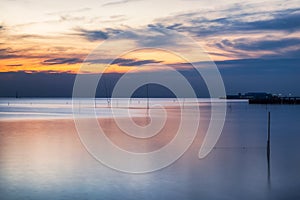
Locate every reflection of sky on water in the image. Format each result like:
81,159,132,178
0,99,299,199
0,98,233,120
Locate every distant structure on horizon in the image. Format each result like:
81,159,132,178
226,92,300,104
226,92,273,100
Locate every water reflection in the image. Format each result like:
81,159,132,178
0,99,300,199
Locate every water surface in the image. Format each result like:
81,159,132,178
0,98,299,200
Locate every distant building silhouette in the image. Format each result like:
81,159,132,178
226,92,300,104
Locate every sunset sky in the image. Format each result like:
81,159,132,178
0,0,299,97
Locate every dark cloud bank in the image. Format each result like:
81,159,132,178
1,58,299,97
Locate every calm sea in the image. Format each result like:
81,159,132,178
0,98,299,200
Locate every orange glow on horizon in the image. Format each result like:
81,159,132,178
0,44,230,74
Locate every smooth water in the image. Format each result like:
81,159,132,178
0,98,299,200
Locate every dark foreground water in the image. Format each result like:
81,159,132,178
0,98,299,200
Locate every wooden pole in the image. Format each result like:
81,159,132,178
267,111,271,188
146,84,149,110
267,112,271,156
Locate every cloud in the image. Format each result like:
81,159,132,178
216,37,300,52
169,57,300,71
102,0,141,7
59,15,86,22
12,34,50,40
73,28,114,41
214,37,300,59
46,7,91,16
238,12,300,32
111,58,162,66
78,29,108,41
5,64,23,67
86,57,162,66
0,48,22,59
110,15,126,19
71,2,300,61
73,26,182,48
42,58,83,65
153,7,300,37
145,5,300,59
278,48,300,58
0,47,87,65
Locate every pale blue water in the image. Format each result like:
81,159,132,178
0,98,209,120
0,98,299,200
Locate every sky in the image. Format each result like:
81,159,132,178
0,0,299,97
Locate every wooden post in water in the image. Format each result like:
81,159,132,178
146,84,149,110
267,111,271,187
146,84,150,119
267,112,271,157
